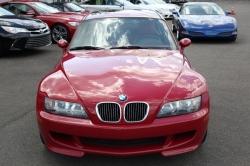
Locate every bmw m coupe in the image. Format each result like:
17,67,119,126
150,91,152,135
37,10,209,157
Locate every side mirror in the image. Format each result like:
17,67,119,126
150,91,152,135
57,39,69,54
179,38,191,53
27,10,36,15
225,11,231,16
172,11,179,17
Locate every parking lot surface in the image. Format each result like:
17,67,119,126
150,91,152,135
0,1,249,166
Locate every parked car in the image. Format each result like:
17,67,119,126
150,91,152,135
50,2,90,15
129,0,179,19
0,6,51,57
0,1,90,43
172,2,237,41
37,10,209,157
79,0,156,12
167,0,188,4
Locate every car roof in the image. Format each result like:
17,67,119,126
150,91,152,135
86,10,161,20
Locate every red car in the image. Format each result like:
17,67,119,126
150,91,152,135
36,10,209,157
0,1,90,43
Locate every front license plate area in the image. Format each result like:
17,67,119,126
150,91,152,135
205,31,217,36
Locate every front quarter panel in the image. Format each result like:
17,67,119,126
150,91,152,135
166,63,208,102
38,70,79,104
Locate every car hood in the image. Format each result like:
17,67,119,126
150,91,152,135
54,49,206,124
0,15,45,29
180,15,237,30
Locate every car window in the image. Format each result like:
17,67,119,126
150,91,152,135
64,6,70,12
0,6,14,16
71,18,177,50
54,4,64,11
30,2,61,14
65,3,84,11
6,3,35,15
182,4,225,15
84,0,103,5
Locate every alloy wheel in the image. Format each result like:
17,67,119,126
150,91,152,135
52,25,68,43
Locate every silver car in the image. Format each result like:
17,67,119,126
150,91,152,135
79,0,155,11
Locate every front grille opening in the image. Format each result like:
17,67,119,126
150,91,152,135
25,35,51,48
96,103,121,122
50,132,74,146
124,102,149,122
81,136,166,146
219,32,232,35
170,130,196,146
189,32,204,35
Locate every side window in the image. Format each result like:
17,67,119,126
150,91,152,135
106,0,115,5
64,6,70,12
114,0,121,5
2,4,10,10
134,0,142,5
54,4,64,11
8,3,35,15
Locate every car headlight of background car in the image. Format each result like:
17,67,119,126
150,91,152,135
68,22,79,27
44,97,89,118
2,26,29,34
156,96,201,118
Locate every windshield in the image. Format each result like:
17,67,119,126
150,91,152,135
70,18,177,50
30,2,61,14
0,7,14,16
182,4,225,15
142,0,158,5
153,0,166,4
65,3,84,12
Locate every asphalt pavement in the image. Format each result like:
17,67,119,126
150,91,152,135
0,1,249,166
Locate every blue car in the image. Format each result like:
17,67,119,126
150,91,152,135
172,2,237,41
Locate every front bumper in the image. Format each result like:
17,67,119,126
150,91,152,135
37,93,209,157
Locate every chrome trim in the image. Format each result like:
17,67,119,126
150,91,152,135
96,102,121,123
124,102,149,123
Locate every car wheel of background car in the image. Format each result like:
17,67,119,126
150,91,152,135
230,34,237,42
201,131,207,144
177,26,183,41
40,134,45,145
172,23,177,32
51,24,70,43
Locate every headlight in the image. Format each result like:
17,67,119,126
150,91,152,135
232,31,237,34
68,22,79,27
44,23,49,29
156,96,201,118
181,30,189,34
2,26,29,34
44,97,89,119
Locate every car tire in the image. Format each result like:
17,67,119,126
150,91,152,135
172,23,177,32
40,134,45,145
201,131,207,144
51,24,70,43
176,25,183,41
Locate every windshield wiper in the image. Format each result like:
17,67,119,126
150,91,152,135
70,46,105,51
110,46,148,49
